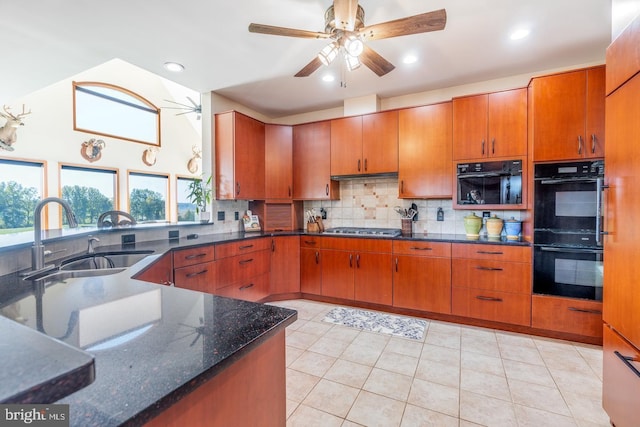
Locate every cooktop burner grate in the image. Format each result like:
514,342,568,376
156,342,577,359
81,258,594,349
323,227,402,237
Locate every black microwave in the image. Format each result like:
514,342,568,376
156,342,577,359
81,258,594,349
456,160,523,205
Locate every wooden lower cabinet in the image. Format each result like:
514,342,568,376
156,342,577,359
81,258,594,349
602,325,640,427
145,329,287,427
300,247,322,295
321,250,355,300
531,295,603,339
215,272,270,302
354,252,393,306
132,252,174,285
393,255,451,314
452,288,531,326
270,236,300,295
174,261,216,293
216,249,270,289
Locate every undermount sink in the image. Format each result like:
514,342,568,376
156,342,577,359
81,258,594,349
37,268,127,283
59,250,154,271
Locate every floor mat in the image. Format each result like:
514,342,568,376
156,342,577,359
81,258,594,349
323,306,427,340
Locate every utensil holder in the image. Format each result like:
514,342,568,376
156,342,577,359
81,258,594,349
401,218,412,236
307,222,320,233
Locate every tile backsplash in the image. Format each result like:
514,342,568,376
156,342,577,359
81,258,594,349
303,177,524,235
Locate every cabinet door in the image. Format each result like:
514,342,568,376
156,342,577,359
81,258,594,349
362,111,399,174
393,255,451,314
270,236,300,295
132,252,173,285
604,72,640,347
234,112,265,199
331,116,362,176
603,325,640,427
215,111,235,200
265,124,293,200
398,103,452,198
300,247,322,295
293,121,339,200
586,66,605,158
174,261,217,293
488,88,527,158
354,252,393,305
321,250,355,300
531,70,587,161
453,94,487,160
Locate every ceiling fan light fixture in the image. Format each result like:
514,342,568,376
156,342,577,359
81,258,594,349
318,42,339,66
344,36,364,57
345,53,361,71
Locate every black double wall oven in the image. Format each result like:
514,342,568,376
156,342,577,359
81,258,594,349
533,160,605,301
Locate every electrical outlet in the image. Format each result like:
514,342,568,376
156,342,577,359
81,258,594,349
320,208,327,220
234,211,239,221
482,211,491,218
217,211,225,221
168,230,179,240
121,234,135,247
437,207,444,221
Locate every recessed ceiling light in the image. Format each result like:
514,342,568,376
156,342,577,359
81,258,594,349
510,28,530,40
403,54,418,64
322,74,335,82
164,62,185,72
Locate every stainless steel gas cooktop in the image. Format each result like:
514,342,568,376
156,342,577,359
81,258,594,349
323,227,402,237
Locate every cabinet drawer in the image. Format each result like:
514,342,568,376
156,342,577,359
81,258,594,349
452,287,531,326
300,236,323,248
216,250,270,289
322,237,392,253
215,238,271,259
603,325,640,427
452,243,531,263
452,258,531,294
531,295,602,338
216,272,270,302
173,246,215,268
174,261,216,293
393,241,451,257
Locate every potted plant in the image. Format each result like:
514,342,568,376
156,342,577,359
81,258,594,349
186,175,213,223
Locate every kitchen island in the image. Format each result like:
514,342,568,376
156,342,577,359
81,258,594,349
0,258,296,426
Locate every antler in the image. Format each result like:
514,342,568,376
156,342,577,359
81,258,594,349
2,104,31,120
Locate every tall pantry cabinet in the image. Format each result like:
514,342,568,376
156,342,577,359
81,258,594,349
602,14,640,427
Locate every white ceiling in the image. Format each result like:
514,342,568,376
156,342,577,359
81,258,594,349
1,0,611,118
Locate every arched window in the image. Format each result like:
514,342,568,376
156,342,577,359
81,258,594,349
73,81,160,146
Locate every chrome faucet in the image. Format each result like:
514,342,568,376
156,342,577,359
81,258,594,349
87,236,99,254
31,197,78,271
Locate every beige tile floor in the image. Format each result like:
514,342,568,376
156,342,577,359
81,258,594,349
269,299,610,427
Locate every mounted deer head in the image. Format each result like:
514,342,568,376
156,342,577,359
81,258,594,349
0,104,31,151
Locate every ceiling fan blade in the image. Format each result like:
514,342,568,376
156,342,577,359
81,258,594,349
295,56,323,77
360,45,395,76
358,9,446,41
333,0,359,31
249,23,331,39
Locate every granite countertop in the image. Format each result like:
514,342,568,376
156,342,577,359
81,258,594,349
0,257,297,426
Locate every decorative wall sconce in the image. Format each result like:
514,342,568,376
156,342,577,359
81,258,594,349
142,147,158,166
187,145,202,174
80,138,106,162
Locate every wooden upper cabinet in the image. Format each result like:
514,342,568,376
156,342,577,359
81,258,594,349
265,124,293,201
292,121,340,200
215,111,265,200
530,66,605,161
398,102,452,198
330,111,399,177
331,116,363,176
453,88,527,160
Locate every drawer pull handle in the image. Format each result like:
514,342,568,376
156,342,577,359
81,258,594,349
304,240,317,245
476,250,503,255
185,253,207,260
239,258,254,265
349,253,353,268
239,244,254,250
356,254,360,268
410,247,432,251
315,251,319,264
568,307,602,315
614,351,640,378
186,269,208,278
239,283,254,291
395,257,398,272
476,266,503,271
476,295,503,302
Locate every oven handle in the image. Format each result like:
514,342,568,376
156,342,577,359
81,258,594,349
457,172,502,178
596,177,607,245
539,246,603,254
537,177,598,184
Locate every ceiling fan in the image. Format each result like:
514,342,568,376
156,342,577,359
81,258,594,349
162,96,202,120
248,0,446,77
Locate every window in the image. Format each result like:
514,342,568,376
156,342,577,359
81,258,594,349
176,176,197,222
0,159,44,233
73,81,161,146
128,172,168,222
60,165,117,227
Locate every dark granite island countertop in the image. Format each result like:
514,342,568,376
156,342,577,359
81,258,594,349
0,266,297,426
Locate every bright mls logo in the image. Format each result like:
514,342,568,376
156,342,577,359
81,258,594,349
0,404,69,426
